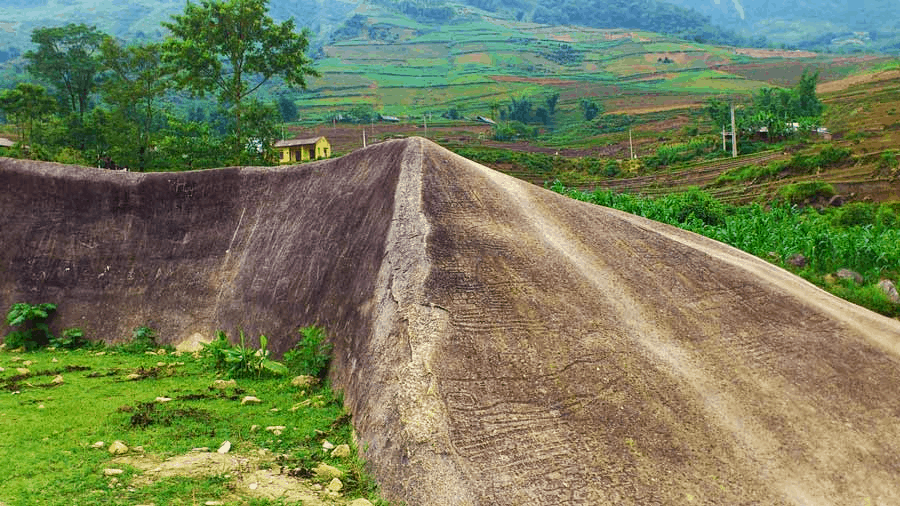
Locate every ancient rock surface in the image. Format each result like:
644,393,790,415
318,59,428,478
3,138,900,505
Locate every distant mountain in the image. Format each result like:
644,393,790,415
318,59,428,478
665,0,900,51
0,0,359,61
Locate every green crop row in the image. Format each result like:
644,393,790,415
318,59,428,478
550,183,900,317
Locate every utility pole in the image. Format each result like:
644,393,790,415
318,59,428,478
730,104,738,158
722,125,726,152
363,128,367,148
423,114,427,137
629,129,635,159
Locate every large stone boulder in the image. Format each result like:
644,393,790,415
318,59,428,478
3,138,900,505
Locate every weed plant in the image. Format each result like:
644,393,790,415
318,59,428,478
550,181,900,317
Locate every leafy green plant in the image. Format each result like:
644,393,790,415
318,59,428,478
4,302,56,350
205,330,287,378
283,326,333,379
116,325,169,354
50,327,88,350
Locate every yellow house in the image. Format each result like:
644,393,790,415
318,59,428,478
274,136,331,163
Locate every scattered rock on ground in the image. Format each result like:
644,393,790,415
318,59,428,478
322,440,334,450
16,368,29,375
787,253,807,268
103,468,124,476
51,375,64,384
349,499,374,506
91,441,105,449
879,279,900,303
291,375,318,388
241,396,261,405
327,478,343,492
108,441,129,455
313,463,343,481
155,397,172,403
218,441,231,454
176,332,210,353
125,373,141,380
331,444,351,459
837,269,864,284
212,379,237,390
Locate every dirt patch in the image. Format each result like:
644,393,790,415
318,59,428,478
114,450,333,505
732,47,818,58
817,70,900,94
456,52,491,65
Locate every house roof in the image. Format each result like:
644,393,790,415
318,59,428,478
274,136,326,148
0,137,16,148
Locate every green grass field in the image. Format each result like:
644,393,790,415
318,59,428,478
0,343,391,506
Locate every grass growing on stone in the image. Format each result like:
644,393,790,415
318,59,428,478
0,346,391,506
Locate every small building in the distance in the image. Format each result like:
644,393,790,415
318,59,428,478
275,136,331,163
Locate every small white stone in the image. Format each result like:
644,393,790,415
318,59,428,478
248,483,258,490
265,426,286,433
269,408,279,412
156,349,167,356
217,441,231,454
322,440,335,450
51,358,58,363
156,362,165,367
241,396,261,405
23,360,33,366
155,397,172,403
125,373,141,380
37,404,45,409
91,441,105,449
16,368,29,375
103,468,124,476
94,351,106,356
0,367,4,372
51,375,64,384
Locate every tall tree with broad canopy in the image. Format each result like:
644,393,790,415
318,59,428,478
25,24,108,121
100,39,168,171
162,0,318,155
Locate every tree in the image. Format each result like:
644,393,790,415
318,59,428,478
277,95,298,122
100,39,169,171
162,0,319,154
546,92,559,116
0,83,56,145
581,98,601,121
25,24,108,121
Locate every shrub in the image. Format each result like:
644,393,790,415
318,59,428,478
4,303,57,350
116,326,170,354
283,326,333,379
778,181,835,205
878,150,898,170
832,202,876,227
203,330,287,378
